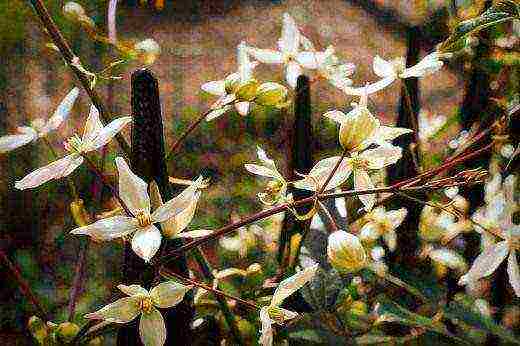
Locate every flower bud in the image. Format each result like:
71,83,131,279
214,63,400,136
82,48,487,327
63,2,86,20
28,316,48,344
235,79,259,101
338,107,379,151
255,82,288,107
70,199,91,227
327,230,367,274
56,322,80,343
134,39,161,65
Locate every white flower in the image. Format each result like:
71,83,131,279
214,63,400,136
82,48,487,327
220,224,261,258
359,207,407,251
134,39,161,65
201,41,259,120
247,13,317,88
85,282,192,346
292,155,352,192
327,230,367,273
428,248,467,274
418,109,446,141
259,264,318,346
459,222,520,297
314,46,355,90
245,146,287,205
0,88,79,153
71,157,202,262
14,105,131,190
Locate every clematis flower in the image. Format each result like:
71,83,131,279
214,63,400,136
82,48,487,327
359,207,407,251
71,157,202,262
259,264,318,346
313,45,355,90
425,246,468,275
247,13,317,88
245,146,288,205
459,220,520,297
292,155,352,192
220,223,262,258
201,41,259,120
85,282,192,346
418,109,446,141
0,87,79,153
327,230,368,274
15,105,131,190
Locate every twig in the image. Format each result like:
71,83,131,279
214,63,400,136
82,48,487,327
28,0,131,157
165,109,210,161
159,267,259,310
0,249,49,320
317,201,339,233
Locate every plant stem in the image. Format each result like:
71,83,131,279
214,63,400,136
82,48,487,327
160,267,259,310
165,109,210,161
0,249,49,320
28,0,131,157
191,248,245,345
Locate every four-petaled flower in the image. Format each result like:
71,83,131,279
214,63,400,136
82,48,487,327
15,105,131,190
247,13,317,88
259,263,318,346
0,88,79,153
359,206,407,251
313,45,356,90
85,282,192,346
71,157,202,262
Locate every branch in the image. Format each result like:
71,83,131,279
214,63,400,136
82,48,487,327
28,0,131,157
165,109,211,161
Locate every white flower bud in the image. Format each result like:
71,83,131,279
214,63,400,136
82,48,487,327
327,230,367,274
338,105,379,151
255,82,288,107
63,2,86,20
134,39,161,65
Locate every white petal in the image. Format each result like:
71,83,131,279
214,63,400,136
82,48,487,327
150,281,192,308
40,87,80,135
131,225,162,262
235,101,250,116
401,52,443,78
84,116,132,151
279,13,300,55
383,231,397,251
459,241,509,285
359,222,381,242
299,34,315,51
162,192,200,238
296,51,318,69
286,61,302,89
259,307,273,346
115,157,150,215
238,41,254,82
0,133,37,153
429,249,467,273
175,229,213,238
118,284,149,297
151,180,200,223
294,156,352,192
205,105,231,121
508,252,520,297
139,307,166,346
361,145,402,170
82,105,104,144
201,80,226,96
220,235,241,252
244,164,279,179
271,263,318,307
373,56,396,78
247,47,284,64
70,216,137,240
257,146,278,171
335,197,347,218
354,169,375,211
372,126,413,143
15,154,83,190
322,110,346,124
386,208,407,230
85,296,141,323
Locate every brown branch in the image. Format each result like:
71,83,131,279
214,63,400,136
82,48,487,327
28,0,131,157
0,249,49,320
165,109,210,161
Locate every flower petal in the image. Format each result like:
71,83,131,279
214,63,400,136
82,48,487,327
162,192,200,238
322,110,346,124
85,296,141,323
459,241,509,285
271,263,318,307
235,101,250,116
131,225,162,262
354,168,375,211
279,13,300,55
150,281,192,308
70,216,137,240
175,229,213,238
139,307,166,346
247,47,284,64
386,208,407,230
206,105,231,121
361,144,402,170
201,80,226,96
82,105,104,144
15,154,83,190
84,116,132,151
383,231,397,252
0,133,37,153
296,51,318,69
373,55,396,78
429,249,467,273
118,284,149,297
151,179,201,223
286,61,302,89
372,126,413,143
40,87,80,135
244,164,279,179
508,252,520,297
259,307,274,346
293,156,352,191
115,157,150,215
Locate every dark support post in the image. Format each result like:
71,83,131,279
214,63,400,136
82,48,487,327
118,69,192,345
387,26,423,271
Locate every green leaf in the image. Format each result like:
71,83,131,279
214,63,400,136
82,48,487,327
444,301,520,345
439,1,519,53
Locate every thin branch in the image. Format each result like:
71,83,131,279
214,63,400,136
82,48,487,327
28,0,131,157
165,109,210,161
317,201,339,233
0,249,49,320
159,268,259,310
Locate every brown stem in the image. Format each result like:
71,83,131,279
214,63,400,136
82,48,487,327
317,201,339,232
159,268,259,310
165,109,210,161
0,249,48,320
28,0,130,157
317,148,349,195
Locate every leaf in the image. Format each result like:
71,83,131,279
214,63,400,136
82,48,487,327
439,1,519,53
444,301,520,345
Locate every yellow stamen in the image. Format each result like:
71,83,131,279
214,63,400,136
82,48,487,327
135,210,152,228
